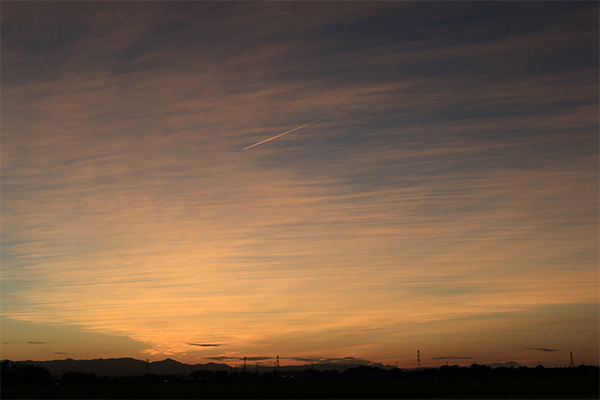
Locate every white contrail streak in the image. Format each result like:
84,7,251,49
242,119,323,150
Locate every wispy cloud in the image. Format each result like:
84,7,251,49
525,348,559,352
432,356,474,360
1,1,597,365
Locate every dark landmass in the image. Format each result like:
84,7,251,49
2,359,598,399
1,357,522,377
12,358,234,378
3,357,405,377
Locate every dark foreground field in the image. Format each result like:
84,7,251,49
2,364,598,399
3,378,600,399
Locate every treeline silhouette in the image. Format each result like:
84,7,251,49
2,360,598,399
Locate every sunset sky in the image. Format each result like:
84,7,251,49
1,1,598,368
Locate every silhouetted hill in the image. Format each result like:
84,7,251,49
6,358,397,378
149,358,185,375
14,358,233,377
486,361,522,368
2,357,572,380
29,358,146,377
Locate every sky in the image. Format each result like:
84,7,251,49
1,1,598,368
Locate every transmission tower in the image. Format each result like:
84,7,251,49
417,350,421,370
570,352,574,368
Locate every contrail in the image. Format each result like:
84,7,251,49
242,118,323,150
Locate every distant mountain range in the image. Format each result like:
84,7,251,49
486,362,523,369
3,357,522,378
10,358,232,377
